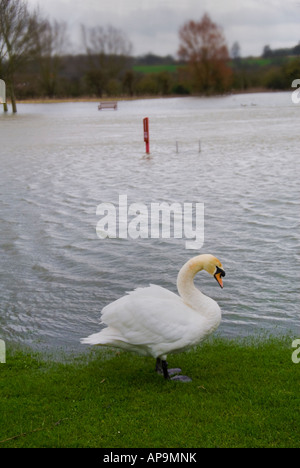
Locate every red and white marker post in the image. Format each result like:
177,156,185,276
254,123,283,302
143,117,150,154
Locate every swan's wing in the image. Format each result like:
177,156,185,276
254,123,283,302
100,284,198,346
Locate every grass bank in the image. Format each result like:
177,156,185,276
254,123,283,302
0,337,299,448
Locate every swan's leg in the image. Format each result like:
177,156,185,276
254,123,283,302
161,359,170,380
156,358,182,378
155,357,164,375
156,358,191,382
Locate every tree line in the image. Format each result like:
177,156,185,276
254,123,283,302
1,0,299,112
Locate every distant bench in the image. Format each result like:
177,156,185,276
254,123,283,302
98,101,118,110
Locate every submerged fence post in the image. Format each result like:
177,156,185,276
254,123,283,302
175,140,201,154
143,117,150,154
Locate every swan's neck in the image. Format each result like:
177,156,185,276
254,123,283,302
177,261,205,309
176,255,222,330
177,257,211,312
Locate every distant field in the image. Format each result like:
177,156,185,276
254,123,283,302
132,57,291,75
238,57,289,67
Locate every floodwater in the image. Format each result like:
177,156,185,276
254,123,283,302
0,93,299,354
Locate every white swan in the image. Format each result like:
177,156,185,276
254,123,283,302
81,254,225,382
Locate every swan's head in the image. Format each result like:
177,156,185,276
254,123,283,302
203,254,225,288
191,254,225,288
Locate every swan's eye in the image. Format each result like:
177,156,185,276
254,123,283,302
215,266,225,277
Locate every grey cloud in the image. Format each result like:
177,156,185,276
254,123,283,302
27,0,300,56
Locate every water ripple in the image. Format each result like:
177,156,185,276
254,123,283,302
0,94,299,353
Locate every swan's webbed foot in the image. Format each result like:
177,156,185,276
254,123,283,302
155,358,192,382
170,375,192,382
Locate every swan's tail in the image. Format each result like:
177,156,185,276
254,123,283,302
80,332,104,345
80,327,124,346
81,327,152,357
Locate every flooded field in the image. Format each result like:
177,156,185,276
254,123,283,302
0,93,299,353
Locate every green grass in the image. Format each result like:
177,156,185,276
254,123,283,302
0,337,299,448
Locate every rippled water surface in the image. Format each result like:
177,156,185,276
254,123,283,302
0,93,299,353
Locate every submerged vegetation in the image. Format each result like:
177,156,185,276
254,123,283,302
0,337,299,448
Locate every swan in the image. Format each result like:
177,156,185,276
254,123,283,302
81,254,225,382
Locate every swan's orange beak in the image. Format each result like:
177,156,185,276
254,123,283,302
214,267,225,288
214,272,224,288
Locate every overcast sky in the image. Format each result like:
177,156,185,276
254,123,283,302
27,0,300,57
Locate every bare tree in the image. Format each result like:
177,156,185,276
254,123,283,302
35,19,69,97
0,0,38,112
178,13,232,93
81,24,132,97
